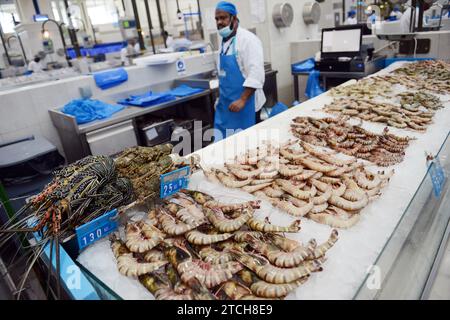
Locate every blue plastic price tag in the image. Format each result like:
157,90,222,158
160,166,191,199
75,209,118,251
429,159,447,198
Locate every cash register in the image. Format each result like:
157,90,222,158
315,25,384,74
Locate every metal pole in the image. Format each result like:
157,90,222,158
89,17,97,45
184,15,189,40
417,0,424,31
58,24,69,60
131,0,145,50
189,5,194,35
196,0,204,39
357,2,362,24
144,0,156,54
0,22,11,66
155,0,167,48
411,0,417,32
63,0,82,58
32,0,41,15
342,0,346,24
80,2,96,45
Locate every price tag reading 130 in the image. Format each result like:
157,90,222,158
75,209,119,251
160,166,191,199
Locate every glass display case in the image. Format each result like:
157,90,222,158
70,132,450,300
355,132,450,299
67,135,450,300
76,262,122,300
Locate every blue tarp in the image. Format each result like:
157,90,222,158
166,85,205,97
305,70,324,99
269,102,289,118
94,68,128,90
62,99,125,124
291,58,323,99
292,58,316,73
117,85,204,108
118,91,176,107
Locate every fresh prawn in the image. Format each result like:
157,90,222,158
125,221,166,253
205,207,253,233
247,217,301,233
232,251,322,284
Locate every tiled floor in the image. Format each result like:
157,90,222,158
428,235,450,300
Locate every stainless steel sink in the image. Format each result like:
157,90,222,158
184,70,218,80
177,70,218,90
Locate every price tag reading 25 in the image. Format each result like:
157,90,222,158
160,166,191,199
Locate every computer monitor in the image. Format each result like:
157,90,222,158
321,26,363,58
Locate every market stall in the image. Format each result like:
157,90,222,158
1,60,449,300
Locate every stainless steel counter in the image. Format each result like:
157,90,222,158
49,77,217,163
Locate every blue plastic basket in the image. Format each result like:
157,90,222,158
67,42,126,59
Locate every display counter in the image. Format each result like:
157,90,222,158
74,61,450,300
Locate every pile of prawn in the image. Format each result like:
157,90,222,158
323,98,435,132
110,189,338,300
291,116,414,166
202,140,393,229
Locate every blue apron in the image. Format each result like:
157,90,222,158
214,38,255,142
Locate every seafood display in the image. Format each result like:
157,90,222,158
115,145,175,201
323,98,435,132
373,74,450,95
291,116,414,166
396,92,444,112
0,155,134,298
330,61,450,98
393,60,450,83
329,76,395,100
110,190,338,299
5,59,449,300
202,139,393,228
115,145,200,203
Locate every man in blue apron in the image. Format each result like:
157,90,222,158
214,1,266,142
